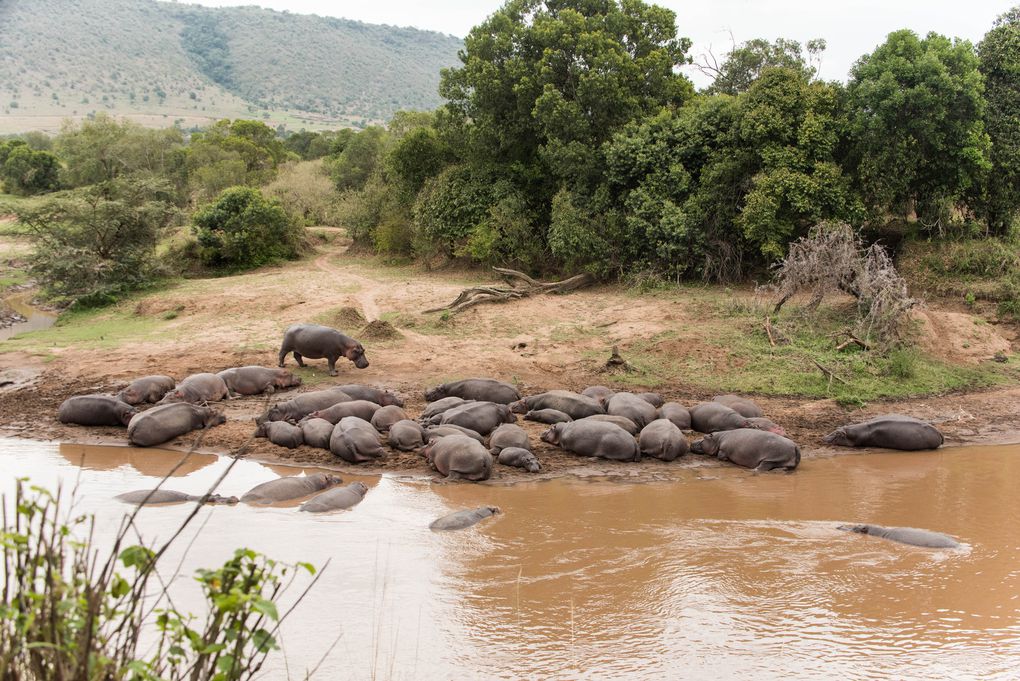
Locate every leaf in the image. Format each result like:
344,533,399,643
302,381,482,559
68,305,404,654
252,597,278,621
119,545,154,569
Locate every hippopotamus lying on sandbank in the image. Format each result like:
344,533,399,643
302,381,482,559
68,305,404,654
524,408,573,424
691,429,800,472
299,418,335,449
329,417,386,463
428,401,516,436
241,473,343,504
261,388,352,423
218,366,301,396
127,403,225,447
606,393,657,429
425,424,486,443
116,490,238,505
299,481,369,512
308,399,381,424
335,384,403,407
822,415,943,451
389,420,427,450
255,420,304,449
638,419,688,461
425,378,520,404
430,506,500,531
159,373,230,404
838,523,961,549
690,402,751,433
59,395,137,427
487,423,530,455
279,323,369,376
497,447,541,472
422,435,494,481
511,390,603,419
713,394,764,418
657,402,691,430
117,375,176,405
541,420,639,462
371,405,408,431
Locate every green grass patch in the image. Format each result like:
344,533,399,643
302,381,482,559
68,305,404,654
0,304,168,351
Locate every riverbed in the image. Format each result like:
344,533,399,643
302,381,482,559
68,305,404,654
1,438,1018,679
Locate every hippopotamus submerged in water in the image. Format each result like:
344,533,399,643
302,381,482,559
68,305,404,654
278,323,369,376
422,435,494,481
58,395,137,427
241,473,343,504
430,506,501,531
127,403,225,447
822,415,943,451
217,366,301,396
691,429,800,472
541,420,639,462
299,482,369,512
425,378,520,405
117,375,176,405
159,373,230,404
838,523,961,549
116,490,238,505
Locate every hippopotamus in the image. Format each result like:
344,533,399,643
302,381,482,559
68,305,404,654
58,395,137,427
241,473,343,504
116,490,238,505
159,373,230,404
255,420,304,449
497,447,541,472
746,416,786,436
636,392,664,408
389,420,427,450
487,423,530,455
421,396,469,420
524,408,573,424
299,418,334,449
822,415,943,451
335,384,403,407
606,393,657,429
510,390,603,419
337,415,379,435
425,378,520,404
329,422,385,463
422,435,494,481
577,414,639,435
581,385,615,402
299,481,369,512
690,402,751,433
307,399,381,424
278,323,369,376
370,405,407,431
117,375,176,405
837,523,961,549
261,388,352,423
713,394,764,418
541,420,639,462
657,403,691,430
638,419,688,461
127,403,225,447
425,424,486,444
217,366,301,396
430,506,500,531
691,429,800,472
429,401,516,436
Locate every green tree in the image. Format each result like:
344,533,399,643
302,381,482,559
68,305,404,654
328,126,388,191
978,6,1020,233
702,38,822,95
1,145,61,195
846,30,991,226
192,186,302,269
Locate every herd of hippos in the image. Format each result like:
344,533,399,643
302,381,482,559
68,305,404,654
54,323,959,544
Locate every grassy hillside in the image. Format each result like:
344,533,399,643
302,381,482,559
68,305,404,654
0,0,462,134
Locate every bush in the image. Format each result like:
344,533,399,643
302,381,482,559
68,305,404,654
1,143,61,195
263,159,339,226
193,186,302,269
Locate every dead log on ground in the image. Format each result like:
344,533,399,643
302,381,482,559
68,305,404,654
425,268,594,315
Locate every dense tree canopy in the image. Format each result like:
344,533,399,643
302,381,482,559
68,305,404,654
978,6,1020,234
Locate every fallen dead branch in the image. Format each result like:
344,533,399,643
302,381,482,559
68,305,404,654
833,329,871,352
425,268,593,315
763,316,789,347
812,359,849,390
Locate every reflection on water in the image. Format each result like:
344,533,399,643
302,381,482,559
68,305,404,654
1,439,1019,680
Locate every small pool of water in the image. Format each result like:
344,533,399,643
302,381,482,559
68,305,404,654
0,292,57,340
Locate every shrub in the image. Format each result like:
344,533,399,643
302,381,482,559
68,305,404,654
193,186,302,269
1,144,61,195
263,159,339,226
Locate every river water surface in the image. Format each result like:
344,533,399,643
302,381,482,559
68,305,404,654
1,438,1018,680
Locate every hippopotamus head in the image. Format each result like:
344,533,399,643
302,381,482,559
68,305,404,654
498,404,516,423
822,428,852,446
484,505,502,516
746,417,786,436
380,391,404,407
424,385,445,402
206,494,240,505
421,438,439,461
690,435,718,456
349,481,369,496
540,424,564,446
509,400,528,414
346,343,369,369
118,387,141,404
521,453,541,473
158,389,185,404
836,524,870,535
202,408,227,427
275,371,302,389
255,422,269,438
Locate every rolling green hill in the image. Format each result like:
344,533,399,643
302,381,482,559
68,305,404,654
0,0,463,134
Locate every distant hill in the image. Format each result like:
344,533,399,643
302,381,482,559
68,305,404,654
0,0,463,134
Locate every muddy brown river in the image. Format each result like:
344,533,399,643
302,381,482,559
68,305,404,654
1,438,1018,679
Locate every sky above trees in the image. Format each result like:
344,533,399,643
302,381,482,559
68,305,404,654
184,0,1010,86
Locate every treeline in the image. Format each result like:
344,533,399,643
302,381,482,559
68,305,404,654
327,2,1020,281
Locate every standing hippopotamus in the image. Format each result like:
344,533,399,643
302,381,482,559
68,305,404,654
638,419,688,461
822,415,943,451
421,396,469,420
425,378,520,404
837,523,961,549
658,403,691,430
430,401,516,436
307,399,381,424
606,393,657,429
116,490,238,505
241,473,343,504
524,408,573,424
255,420,304,449
541,421,639,462
117,376,176,405
218,366,301,396
430,506,500,531
299,418,335,449
261,388,352,423
389,420,427,451
159,373,230,404
335,384,403,407
511,390,603,419
581,385,615,402
58,395,137,427
691,429,800,472
425,424,486,444
713,394,764,418
127,403,225,447
577,414,639,435
746,416,786,436
422,435,494,481
497,447,541,472
278,323,369,376
299,481,369,512
487,423,530,455
690,402,751,433
370,405,407,431
329,421,385,463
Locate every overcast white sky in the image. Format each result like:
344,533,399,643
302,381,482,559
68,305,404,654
183,0,1014,86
